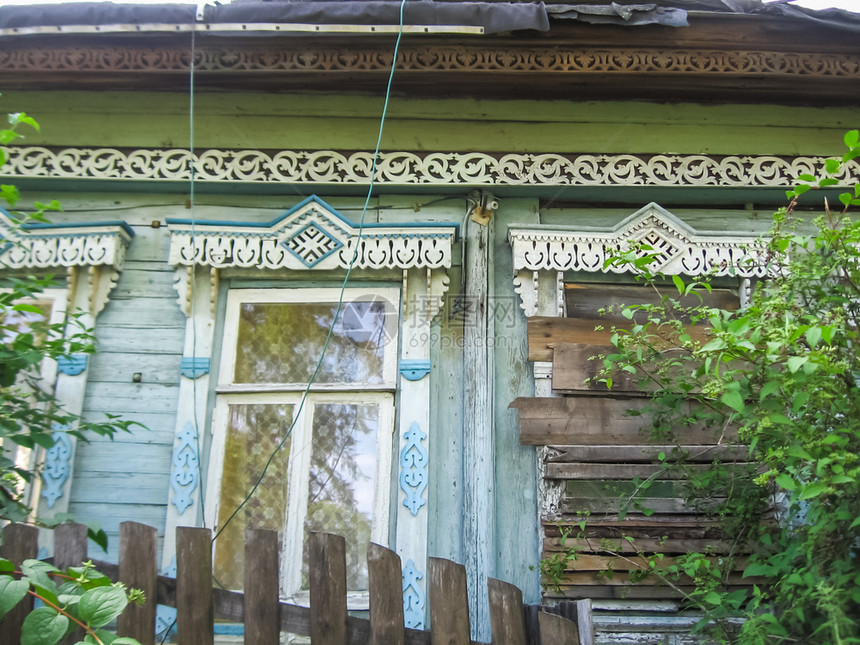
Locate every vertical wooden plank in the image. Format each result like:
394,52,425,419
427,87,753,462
118,522,157,645
428,557,470,645
537,611,580,645
54,522,88,570
55,523,88,645
575,599,593,645
487,578,527,645
308,532,347,645
0,524,38,642
244,528,280,645
176,526,213,645
367,542,405,645
491,199,542,608
523,605,541,645
463,210,495,640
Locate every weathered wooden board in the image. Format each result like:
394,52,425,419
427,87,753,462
560,496,723,514
547,463,730,480
542,554,749,573
545,445,748,463
543,537,747,554
546,571,761,587
538,611,580,645
511,396,731,446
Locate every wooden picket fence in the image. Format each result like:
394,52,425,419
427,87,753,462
0,521,593,645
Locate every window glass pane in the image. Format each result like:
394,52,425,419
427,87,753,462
233,299,392,385
214,403,293,590
1,298,53,342
303,403,378,590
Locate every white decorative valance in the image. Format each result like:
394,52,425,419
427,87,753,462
4,147,858,190
167,195,457,271
0,209,133,270
510,202,766,279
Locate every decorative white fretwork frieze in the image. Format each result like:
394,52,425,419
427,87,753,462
167,196,457,272
4,147,857,189
510,203,766,315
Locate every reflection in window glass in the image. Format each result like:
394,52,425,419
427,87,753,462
233,300,390,385
214,403,293,590
302,403,378,590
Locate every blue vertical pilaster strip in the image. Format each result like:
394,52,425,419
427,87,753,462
170,422,199,515
56,354,88,376
402,559,426,630
42,428,73,509
399,421,428,516
155,557,178,641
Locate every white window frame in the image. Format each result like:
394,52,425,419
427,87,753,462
205,286,400,603
1,287,68,511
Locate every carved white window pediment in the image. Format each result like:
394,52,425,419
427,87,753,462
0,209,132,271
167,195,457,272
510,202,765,278
0,209,133,316
509,203,765,316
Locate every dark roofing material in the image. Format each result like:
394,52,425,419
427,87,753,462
0,0,858,34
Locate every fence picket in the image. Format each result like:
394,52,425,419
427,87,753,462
244,528,280,645
367,542,405,645
0,523,38,644
308,532,348,645
575,600,593,645
177,526,214,645
538,611,580,645
118,521,157,645
428,557,471,645
4,522,593,645
56,523,88,645
487,578,527,645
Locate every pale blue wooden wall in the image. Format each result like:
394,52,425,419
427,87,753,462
67,213,185,562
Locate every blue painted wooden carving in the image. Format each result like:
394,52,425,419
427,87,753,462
42,429,73,508
399,422,428,516
402,559,425,630
56,354,88,376
156,557,178,641
170,422,199,514
399,359,431,381
180,356,210,379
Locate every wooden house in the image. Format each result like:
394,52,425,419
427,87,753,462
1,0,858,641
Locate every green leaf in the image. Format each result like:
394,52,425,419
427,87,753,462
799,482,827,500
0,576,30,618
759,380,779,401
825,158,841,174
721,390,745,413
77,586,128,629
671,274,685,294
786,356,808,373
845,129,859,148
797,173,816,182
803,327,822,348
703,591,722,605
840,193,852,208
21,560,58,596
774,474,795,490
22,607,68,645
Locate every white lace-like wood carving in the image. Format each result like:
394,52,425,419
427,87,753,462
167,195,456,271
0,210,132,271
510,203,766,314
4,146,857,189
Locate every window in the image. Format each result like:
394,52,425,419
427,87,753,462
205,287,399,598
